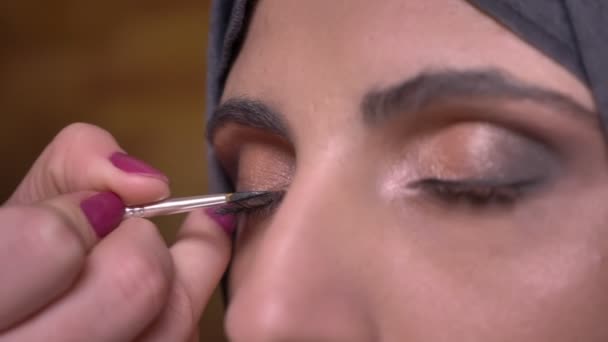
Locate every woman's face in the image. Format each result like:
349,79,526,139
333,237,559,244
210,0,608,340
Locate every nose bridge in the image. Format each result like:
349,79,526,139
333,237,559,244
259,154,366,279
226,158,377,341
258,146,369,267
278,158,356,234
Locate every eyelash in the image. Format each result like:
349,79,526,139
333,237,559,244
216,191,285,218
410,178,539,206
216,176,538,222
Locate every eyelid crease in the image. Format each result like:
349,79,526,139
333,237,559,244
394,102,580,155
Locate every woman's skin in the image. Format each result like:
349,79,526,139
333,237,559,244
210,0,608,341
3,0,607,341
0,123,231,341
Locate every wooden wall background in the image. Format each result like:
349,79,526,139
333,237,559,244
0,1,227,340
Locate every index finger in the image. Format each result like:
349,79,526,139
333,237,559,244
8,123,169,206
137,209,233,341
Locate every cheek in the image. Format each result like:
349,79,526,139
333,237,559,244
372,184,608,339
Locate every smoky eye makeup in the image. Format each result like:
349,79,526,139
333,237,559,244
211,122,295,189
216,137,294,222
216,190,286,221
233,143,294,189
390,122,560,207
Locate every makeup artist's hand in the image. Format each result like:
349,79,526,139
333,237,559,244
0,123,232,341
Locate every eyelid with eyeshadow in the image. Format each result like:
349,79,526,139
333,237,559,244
384,120,560,208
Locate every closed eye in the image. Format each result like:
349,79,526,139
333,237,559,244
409,178,542,207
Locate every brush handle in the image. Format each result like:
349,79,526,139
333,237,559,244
123,194,230,219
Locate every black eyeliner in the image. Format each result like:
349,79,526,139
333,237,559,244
214,190,285,216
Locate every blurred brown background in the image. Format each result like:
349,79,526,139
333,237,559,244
0,1,227,340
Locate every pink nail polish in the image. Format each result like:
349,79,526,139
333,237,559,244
205,208,237,236
81,192,125,238
110,152,168,182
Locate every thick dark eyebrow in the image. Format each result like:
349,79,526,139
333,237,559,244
207,69,596,142
362,69,595,125
206,97,290,142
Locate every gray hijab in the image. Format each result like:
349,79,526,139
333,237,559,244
206,0,608,192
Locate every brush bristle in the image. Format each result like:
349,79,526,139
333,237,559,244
215,191,283,215
229,191,269,203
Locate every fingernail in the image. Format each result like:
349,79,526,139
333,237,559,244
205,208,237,236
110,152,168,182
81,192,125,238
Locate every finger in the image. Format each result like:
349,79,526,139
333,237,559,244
0,191,123,331
188,328,200,342
2,218,174,342
136,209,232,342
8,122,169,206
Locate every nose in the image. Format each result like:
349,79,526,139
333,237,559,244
224,164,379,341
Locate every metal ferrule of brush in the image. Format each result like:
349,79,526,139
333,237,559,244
123,194,230,219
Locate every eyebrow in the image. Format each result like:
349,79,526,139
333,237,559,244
362,69,595,125
207,69,595,142
206,97,290,142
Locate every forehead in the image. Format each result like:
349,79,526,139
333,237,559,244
223,0,593,129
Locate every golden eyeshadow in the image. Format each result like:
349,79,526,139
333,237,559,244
380,121,558,195
235,143,294,191
405,122,556,181
211,123,295,191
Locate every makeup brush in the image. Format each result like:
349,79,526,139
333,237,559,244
123,191,270,219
